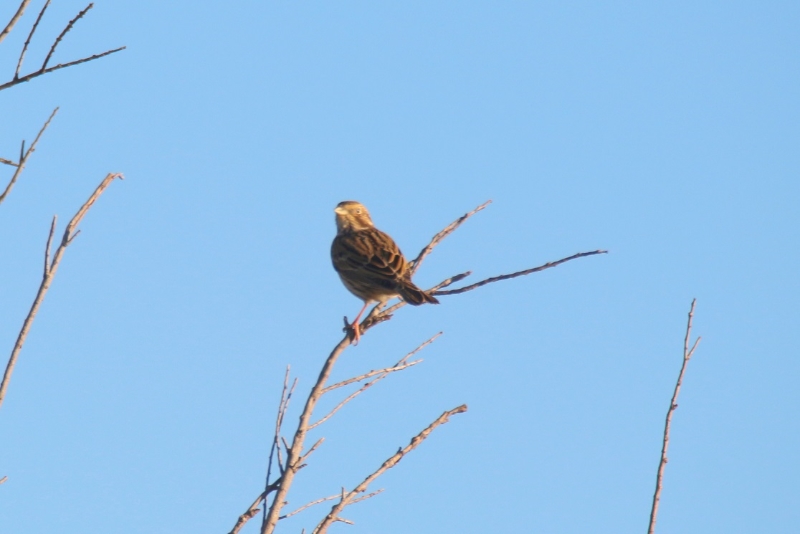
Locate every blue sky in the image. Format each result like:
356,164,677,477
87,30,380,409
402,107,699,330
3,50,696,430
1,1,798,532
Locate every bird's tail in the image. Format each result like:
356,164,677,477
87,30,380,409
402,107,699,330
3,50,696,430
398,281,439,306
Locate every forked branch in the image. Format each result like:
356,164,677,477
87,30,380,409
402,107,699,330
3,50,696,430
309,334,440,430
0,108,58,206
433,249,607,295
0,172,123,410
0,1,125,92
312,405,468,534
409,200,491,275
231,200,606,534
647,299,701,534
229,478,283,534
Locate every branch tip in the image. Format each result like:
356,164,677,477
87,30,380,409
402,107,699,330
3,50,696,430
647,299,701,534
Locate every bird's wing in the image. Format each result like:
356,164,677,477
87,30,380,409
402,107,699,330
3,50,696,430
332,228,408,286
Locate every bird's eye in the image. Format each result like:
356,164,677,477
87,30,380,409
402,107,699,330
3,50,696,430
355,209,362,214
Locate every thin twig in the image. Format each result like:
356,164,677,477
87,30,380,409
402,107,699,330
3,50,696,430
307,378,379,431
0,0,32,45
647,299,701,534
431,271,471,291
280,494,340,519
41,2,93,70
348,488,384,505
240,201,605,533
312,405,468,534
259,336,354,534
409,200,491,275
311,334,441,430
434,250,608,296
0,46,125,91
357,272,470,334
43,215,56,275
263,368,294,524
359,248,604,337
321,360,422,394
297,437,324,466
323,333,440,393
0,172,122,410
0,108,58,206
15,0,50,78
228,478,282,534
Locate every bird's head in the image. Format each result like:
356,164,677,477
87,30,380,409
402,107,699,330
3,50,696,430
334,201,374,233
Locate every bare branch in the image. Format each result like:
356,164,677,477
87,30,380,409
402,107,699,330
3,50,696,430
323,333,440,394
434,250,608,296
41,2,92,70
647,299,701,534
263,368,295,523
228,478,282,534
0,2,125,93
0,108,58,206
321,360,422,394
307,380,375,431
409,200,491,275
431,271,471,291
0,0,32,45
240,200,605,533
312,405,468,534
15,0,50,78
360,248,604,337
348,488,384,505
0,172,122,410
0,46,126,92
280,493,340,520
43,215,56,275
297,437,324,466
311,334,441,430
259,336,354,533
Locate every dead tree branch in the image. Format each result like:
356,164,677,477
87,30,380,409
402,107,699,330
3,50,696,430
647,299,701,534
312,405,468,534
297,437,324,466
352,201,606,338
433,249,608,296
0,0,32,45
260,367,297,525
14,0,49,78
231,201,605,534
310,334,440,430
0,108,57,206
0,1,125,92
228,478,283,534
0,172,122,410
409,200,491,275
320,360,421,394
258,336,352,533
358,249,606,335
280,493,340,520
256,332,442,533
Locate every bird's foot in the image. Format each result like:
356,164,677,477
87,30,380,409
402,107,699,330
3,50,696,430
342,316,361,345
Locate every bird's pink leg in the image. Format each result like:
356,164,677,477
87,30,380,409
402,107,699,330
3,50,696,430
350,301,370,345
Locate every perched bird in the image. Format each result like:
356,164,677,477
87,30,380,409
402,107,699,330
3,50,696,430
331,201,439,344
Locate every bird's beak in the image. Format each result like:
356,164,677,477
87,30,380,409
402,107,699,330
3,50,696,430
334,206,347,215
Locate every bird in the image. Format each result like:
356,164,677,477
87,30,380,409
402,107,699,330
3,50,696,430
331,201,439,344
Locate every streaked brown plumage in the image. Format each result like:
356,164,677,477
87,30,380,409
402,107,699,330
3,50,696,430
331,201,438,343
